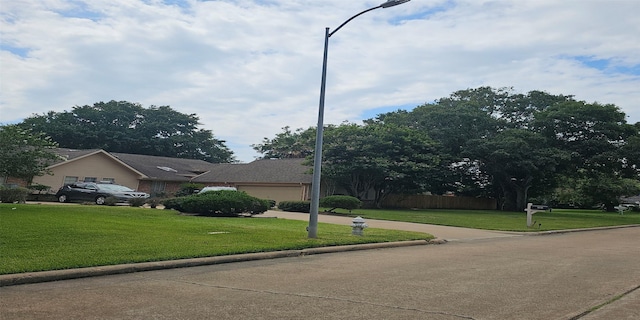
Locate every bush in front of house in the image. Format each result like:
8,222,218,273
0,186,29,203
128,197,147,207
174,183,205,197
104,197,119,206
164,190,270,216
320,195,362,213
278,201,310,213
162,197,184,211
146,197,163,208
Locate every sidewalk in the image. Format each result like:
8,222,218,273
261,210,522,241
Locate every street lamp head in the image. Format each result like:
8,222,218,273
380,0,411,8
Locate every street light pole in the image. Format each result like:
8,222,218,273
308,0,411,238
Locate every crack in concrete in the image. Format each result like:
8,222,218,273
159,277,476,319
569,284,640,319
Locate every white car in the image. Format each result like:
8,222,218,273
198,186,238,194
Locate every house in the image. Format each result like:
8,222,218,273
620,194,640,207
24,149,312,204
109,152,215,196
191,158,312,203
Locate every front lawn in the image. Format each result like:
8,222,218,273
0,204,432,275
323,208,640,232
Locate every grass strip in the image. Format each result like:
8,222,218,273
0,204,432,274
321,208,640,232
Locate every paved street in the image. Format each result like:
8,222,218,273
1,216,638,320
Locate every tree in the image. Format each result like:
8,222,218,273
373,88,597,211
19,101,235,163
251,126,316,159
534,101,639,210
255,87,638,211
466,129,569,211
321,123,439,207
0,125,61,183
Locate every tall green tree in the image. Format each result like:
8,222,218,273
19,101,235,163
466,129,569,211
256,87,638,211
534,101,639,210
321,123,439,207
0,125,61,183
251,126,316,159
375,87,586,211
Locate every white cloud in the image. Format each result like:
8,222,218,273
2,0,639,162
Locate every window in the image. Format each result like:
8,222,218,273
84,177,97,182
151,181,166,193
63,176,78,185
102,178,115,183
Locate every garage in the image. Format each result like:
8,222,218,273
238,184,308,204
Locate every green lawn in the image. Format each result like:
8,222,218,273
0,204,432,275
323,207,640,232
3,204,638,275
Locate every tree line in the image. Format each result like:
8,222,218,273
2,88,639,211
18,101,235,163
253,87,640,211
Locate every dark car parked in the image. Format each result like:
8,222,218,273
55,182,149,205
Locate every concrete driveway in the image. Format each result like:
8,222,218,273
1,211,638,320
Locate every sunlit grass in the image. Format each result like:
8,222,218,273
0,204,432,274
322,207,640,232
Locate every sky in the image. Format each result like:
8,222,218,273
1,0,639,162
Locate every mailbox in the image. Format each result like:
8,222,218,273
530,205,549,210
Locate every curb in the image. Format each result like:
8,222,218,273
527,224,640,236
0,239,438,287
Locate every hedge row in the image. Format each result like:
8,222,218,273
163,190,270,216
278,201,310,213
0,187,29,203
319,195,362,212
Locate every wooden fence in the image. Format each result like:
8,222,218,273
382,194,497,210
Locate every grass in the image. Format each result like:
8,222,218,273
323,207,640,232
3,204,638,275
0,204,432,275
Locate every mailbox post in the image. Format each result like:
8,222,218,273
525,203,549,228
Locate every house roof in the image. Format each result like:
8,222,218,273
110,152,214,182
620,194,640,204
50,148,311,184
50,148,146,177
192,158,311,184
52,148,103,164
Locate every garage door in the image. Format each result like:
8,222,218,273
238,186,305,204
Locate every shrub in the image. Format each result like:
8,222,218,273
278,201,310,213
128,197,147,207
0,186,29,203
27,184,51,194
320,195,362,213
164,191,270,216
174,183,204,197
162,198,184,211
104,197,119,206
146,197,163,208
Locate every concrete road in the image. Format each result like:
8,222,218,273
1,224,638,319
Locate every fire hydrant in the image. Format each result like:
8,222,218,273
351,216,368,236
